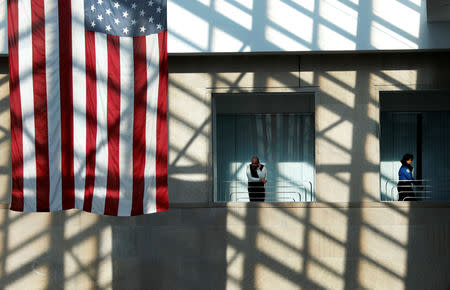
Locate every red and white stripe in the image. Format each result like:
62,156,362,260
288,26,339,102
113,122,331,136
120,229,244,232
8,0,169,215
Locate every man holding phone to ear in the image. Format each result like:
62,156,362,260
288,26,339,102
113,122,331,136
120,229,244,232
246,156,267,202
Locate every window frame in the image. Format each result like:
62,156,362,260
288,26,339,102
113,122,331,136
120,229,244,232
377,86,450,202
210,88,319,204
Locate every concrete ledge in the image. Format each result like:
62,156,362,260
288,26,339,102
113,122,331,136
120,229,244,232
178,201,450,208
2,201,449,210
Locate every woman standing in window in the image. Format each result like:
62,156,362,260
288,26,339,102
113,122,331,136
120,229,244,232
397,153,414,201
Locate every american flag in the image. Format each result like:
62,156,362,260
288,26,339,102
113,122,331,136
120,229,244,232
8,0,168,216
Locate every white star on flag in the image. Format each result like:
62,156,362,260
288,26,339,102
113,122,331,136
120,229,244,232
113,2,120,8
105,24,111,31
140,26,146,32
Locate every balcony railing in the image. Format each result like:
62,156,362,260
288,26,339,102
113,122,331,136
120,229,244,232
385,179,433,201
223,180,313,202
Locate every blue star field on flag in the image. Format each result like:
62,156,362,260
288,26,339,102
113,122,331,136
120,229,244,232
85,0,167,37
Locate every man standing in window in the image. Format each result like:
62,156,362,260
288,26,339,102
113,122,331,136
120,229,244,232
247,156,267,202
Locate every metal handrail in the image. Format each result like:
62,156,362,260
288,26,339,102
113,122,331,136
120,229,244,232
224,180,313,202
403,196,432,201
230,191,303,202
237,196,296,202
385,179,433,201
385,179,431,201
394,190,432,201
390,186,432,201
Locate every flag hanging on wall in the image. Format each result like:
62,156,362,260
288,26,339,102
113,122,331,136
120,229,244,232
8,0,169,216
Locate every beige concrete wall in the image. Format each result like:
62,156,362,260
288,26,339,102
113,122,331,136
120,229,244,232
0,52,449,289
167,55,301,203
168,52,450,203
301,53,450,203
0,204,449,289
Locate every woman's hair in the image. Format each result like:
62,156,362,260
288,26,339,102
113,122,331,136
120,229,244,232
400,153,414,166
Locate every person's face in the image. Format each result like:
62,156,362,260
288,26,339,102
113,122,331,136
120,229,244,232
406,159,413,165
251,158,259,167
